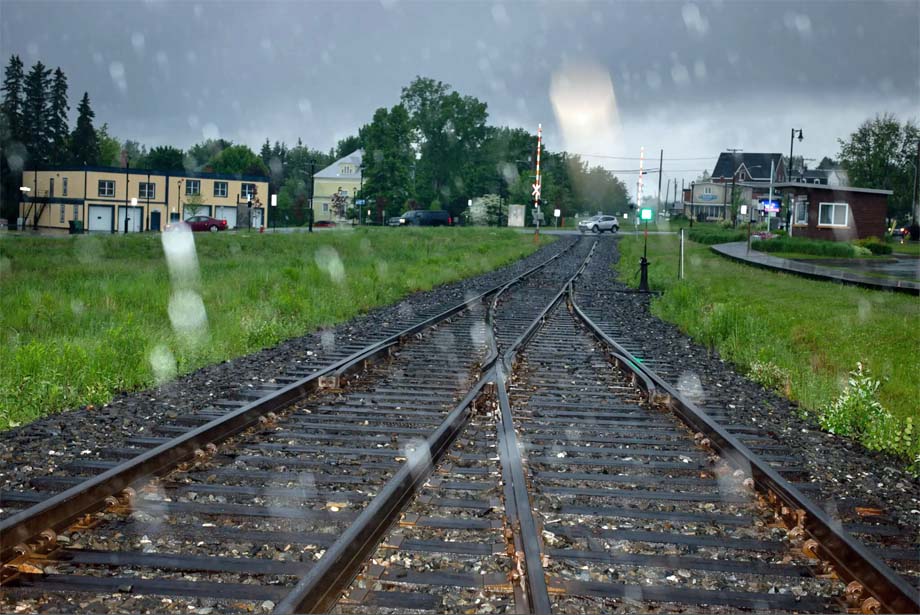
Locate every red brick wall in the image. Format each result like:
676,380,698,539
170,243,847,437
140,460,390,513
794,187,887,240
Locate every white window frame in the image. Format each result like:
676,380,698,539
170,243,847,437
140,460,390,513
98,179,115,197
62,177,68,196
214,181,228,197
185,179,201,196
240,183,256,199
322,202,329,212
139,182,156,199
59,203,65,223
818,202,849,227
794,200,808,225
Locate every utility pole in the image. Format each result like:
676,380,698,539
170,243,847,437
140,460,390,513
913,138,919,224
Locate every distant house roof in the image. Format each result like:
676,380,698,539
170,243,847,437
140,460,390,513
711,153,783,181
314,149,363,180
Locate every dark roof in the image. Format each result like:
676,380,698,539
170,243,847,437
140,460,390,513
711,153,783,181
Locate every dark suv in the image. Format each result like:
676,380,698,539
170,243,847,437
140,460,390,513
395,210,452,226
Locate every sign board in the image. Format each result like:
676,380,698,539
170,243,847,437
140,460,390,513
640,208,653,221
356,199,365,206
740,205,748,216
508,204,525,227
553,209,560,218
759,198,780,213
623,213,629,219
131,197,138,206
532,208,545,224
271,194,277,207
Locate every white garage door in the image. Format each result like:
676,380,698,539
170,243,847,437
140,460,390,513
88,205,113,232
215,206,237,229
117,206,143,233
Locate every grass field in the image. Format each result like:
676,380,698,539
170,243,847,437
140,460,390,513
616,233,919,464
0,228,548,428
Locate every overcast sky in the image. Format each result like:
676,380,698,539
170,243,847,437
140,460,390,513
2,0,918,195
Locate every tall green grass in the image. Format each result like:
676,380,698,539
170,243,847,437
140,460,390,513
616,234,920,467
0,228,546,428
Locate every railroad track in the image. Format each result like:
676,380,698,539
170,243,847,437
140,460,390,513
2,236,917,614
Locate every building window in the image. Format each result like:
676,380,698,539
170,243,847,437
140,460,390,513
49,177,55,197
214,181,228,197
98,180,115,197
59,204,65,223
818,202,848,227
139,182,156,199
240,183,256,199
62,177,68,196
340,164,353,175
703,186,712,194
794,201,808,225
323,202,329,212
73,204,79,220
185,179,200,196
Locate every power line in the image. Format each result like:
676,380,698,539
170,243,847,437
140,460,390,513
572,152,716,161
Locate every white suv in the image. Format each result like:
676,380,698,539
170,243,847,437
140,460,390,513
578,214,619,234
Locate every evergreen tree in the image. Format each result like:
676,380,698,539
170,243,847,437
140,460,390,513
1,55,25,143
48,67,69,163
70,92,99,165
23,61,52,163
260,138,272,166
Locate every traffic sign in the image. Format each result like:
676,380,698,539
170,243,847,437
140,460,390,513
640,208,653,221
356,199,366,206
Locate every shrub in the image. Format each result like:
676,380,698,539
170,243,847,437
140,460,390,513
854,236,893,255
819,363,886,436
687,227,747,245
754,237,855,257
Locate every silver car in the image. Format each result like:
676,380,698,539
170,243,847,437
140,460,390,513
578,214,620,234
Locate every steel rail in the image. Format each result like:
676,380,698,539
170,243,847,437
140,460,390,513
274,240,597,614
568,287,920,614
0,239,577,564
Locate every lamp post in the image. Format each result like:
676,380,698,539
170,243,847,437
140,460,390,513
176,179,183,223
788,128,803,233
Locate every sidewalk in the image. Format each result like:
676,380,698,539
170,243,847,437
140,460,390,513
712,241,919,295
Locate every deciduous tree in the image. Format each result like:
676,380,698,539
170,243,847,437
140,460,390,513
838,113,919,219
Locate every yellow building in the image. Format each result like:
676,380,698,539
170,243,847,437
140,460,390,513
18,165,269,232
311,150,362,222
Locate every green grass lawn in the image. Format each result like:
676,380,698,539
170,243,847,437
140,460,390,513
891,240,920,256
616,233,920,464
0,228,549,428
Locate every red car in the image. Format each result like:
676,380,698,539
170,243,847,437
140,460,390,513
166,216,228,232
314,220,337,228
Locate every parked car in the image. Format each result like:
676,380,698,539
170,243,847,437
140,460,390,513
395,210,452,226
577,214,619,234
314,220,337,228
166,216,227,233
164,216,228,232
387,216,402,227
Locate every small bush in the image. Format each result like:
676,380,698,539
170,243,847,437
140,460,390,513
819,363,886,436
854,237,893,255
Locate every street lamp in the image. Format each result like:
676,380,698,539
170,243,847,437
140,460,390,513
788,128,804,182
788,128,804,233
